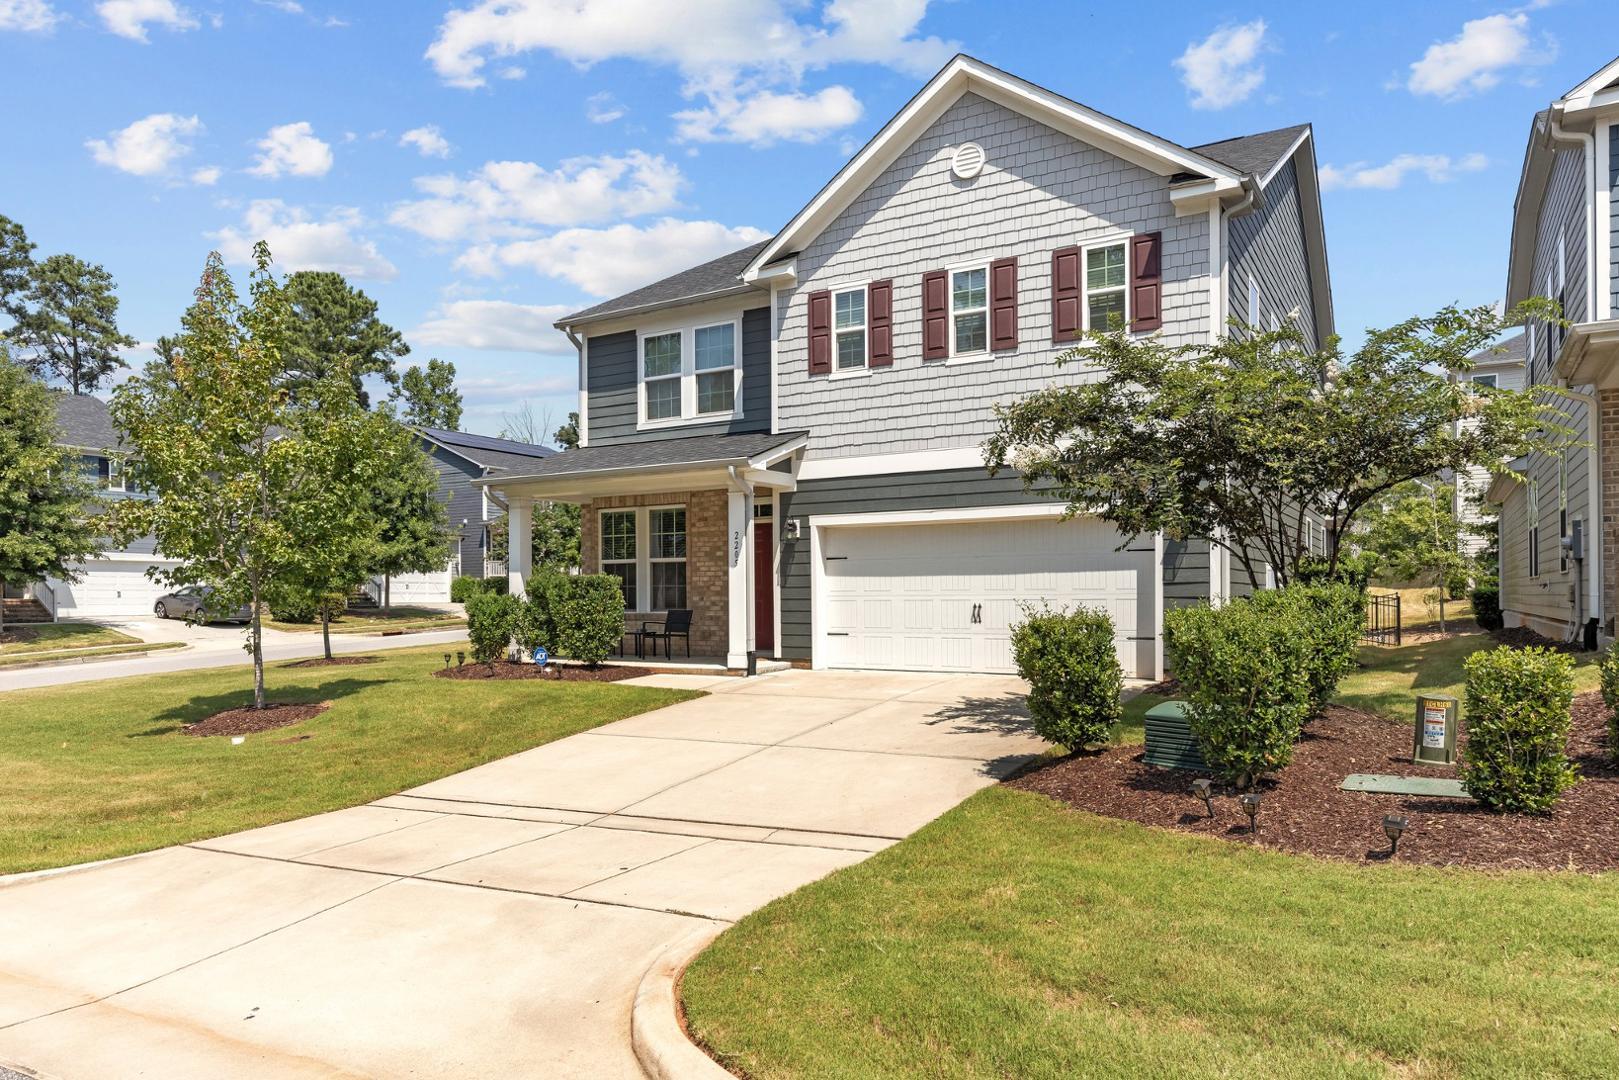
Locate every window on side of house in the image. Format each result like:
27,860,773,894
1559,453,1569,574
833,287,866,370
1247,275,1261,332
1472,373,1498,390
1527,480,1541,578
107,455,125,492
600,509,638,607
648,507,687,611
950,266,987,356
642,332,682,422
1086,242,1127,332
694,322,737,415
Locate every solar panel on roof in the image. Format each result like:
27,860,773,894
423,428,555,458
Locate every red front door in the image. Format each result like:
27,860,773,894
753,522,775,652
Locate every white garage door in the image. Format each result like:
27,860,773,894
48,560,179,618
818,515,1155,678
377,567,453,604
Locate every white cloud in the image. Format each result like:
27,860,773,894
190,165,221,185
585,91,625,124
675,85,863,146
0,0,59,32
1319,152,1488,191
255,0,302,12
1174,20,1268,110
400,125,453,159
458,218,769,297
96,0,197,41
210,200,396,279
1407,13,1550,100
85,113,202,177
411,300,574,353
248,121,334,178
425,0,954,144
389,150,684,243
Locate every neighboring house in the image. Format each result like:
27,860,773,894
483,55,1333,676
1454,334,1526,559
383,427,557,604
1488,55,1619,645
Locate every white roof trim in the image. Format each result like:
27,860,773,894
1280,128,1336,342
1259,127,1313,189
743,54,1244,284
1562,54,1619,112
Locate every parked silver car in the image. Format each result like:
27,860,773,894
153,586,252,624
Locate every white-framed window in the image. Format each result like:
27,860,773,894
1085,241,1128,331
949,265,988,357
1247,275,1261,331
637,317,742,429
1559,452,1569,574
599,509,638,607
107,455,125,493
1528,479,1541,578
1472,373,1498,390
648,506,688,611
833,286,867,370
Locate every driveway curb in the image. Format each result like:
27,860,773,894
631,923,732,1080
0,849,163,890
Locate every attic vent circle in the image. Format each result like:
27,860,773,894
950,142,986,180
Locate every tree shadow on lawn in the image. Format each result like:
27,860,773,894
128,677,387,737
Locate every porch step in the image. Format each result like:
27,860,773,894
1,598,52,624
347,588,378,610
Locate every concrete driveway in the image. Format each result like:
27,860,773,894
0,669,1047,1079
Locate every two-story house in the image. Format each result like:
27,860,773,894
1455,334,1526,560
482,55,1332,677
1489,55,1619,644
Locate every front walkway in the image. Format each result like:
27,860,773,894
0,669,1047,1079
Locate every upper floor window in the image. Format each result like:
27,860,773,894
1086,243,1127,331
107,455,125,492
834,288,866,370
950,267,987,356
1246,274,1261,332
637,318,742,429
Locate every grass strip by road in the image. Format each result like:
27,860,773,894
0,640,186,668
265,606,466,635
0,644,697,874
683,785,1619,1079
0,623,141,655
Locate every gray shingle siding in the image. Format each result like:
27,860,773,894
1163,538,1209,610
585,307,771,445
1228,159,1318,348
776,91,1211,461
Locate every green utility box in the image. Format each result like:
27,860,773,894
1143,700,1210,772
1413,694,1459,766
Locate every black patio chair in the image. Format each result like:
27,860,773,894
643,609,692,659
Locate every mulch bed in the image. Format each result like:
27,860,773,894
1491,625,1595,654
1011,692,1619,872
282,655,378,668
183,702,331,738
432,661,653,683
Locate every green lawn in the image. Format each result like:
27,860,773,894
265,605,466,634
0,622,141,655
0,645,696,874
0,640,185,668
684,786,1619,1079
1370,585,1476,634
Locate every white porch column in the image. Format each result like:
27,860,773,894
726,488,750,669
507,496,533,599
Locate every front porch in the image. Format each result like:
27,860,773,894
483,431,806,671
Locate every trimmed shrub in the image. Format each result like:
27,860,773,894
1458,645,1578,814
1009,604,1123,752
1247,583,1363,716
557,574,625,666
1471,586,1503,631
1166,597,1313,787
267,591,320,624
514,569,569,657
465,590,520,664
451,575,509,604
1599,642,1619,763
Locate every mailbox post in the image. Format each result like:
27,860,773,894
1413,694,1458,766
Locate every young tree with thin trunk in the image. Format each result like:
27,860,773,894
0,347,102,634
363,433,451,609
11,253,136,395
1361,482,1469,634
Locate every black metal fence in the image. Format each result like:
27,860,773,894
1364,592,1402,646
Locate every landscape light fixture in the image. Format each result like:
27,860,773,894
1382,815,1408,855
1191,778,1214,817
443,653,452,669
456,651,466,666
1239,792,1262,834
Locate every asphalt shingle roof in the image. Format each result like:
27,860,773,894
52,393,122,451
560,241,772,327
1471,334,1527,364
418,426,557,474
481,430,806,482
1190,124,1311,178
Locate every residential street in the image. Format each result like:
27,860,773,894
0,669,1047,1079
0,617,469,693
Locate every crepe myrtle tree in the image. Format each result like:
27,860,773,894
107,246,385,709
984,301,1568,591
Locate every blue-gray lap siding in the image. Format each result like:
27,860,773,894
775,469,1207,661
585,307,772,445
1229,159,1319,349
423,442,489,579
1611,123,1618,316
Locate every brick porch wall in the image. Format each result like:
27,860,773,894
1601,390,1619,635
578,489,730,658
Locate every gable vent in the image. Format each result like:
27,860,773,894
950,142,986,180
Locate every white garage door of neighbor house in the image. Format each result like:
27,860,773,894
49,561,177,618
377,565,454,604
819,516,1154,678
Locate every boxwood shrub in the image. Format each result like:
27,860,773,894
451,575,508,604
1598,642,1619,763
465,590,520,663
514,570,569,658
1471,586,1503,631
1459,645,1578,813
557,574,625,666
1166,596,1312,787
1247,582,1364,717
1009,604,1122,752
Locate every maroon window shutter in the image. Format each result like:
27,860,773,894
1051,246,1081,342
1130,232,1163,332
867,279,893,367
808,290,831,375
921,270,948,360
990,256,1018,350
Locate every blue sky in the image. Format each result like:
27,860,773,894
0,0,1604,437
